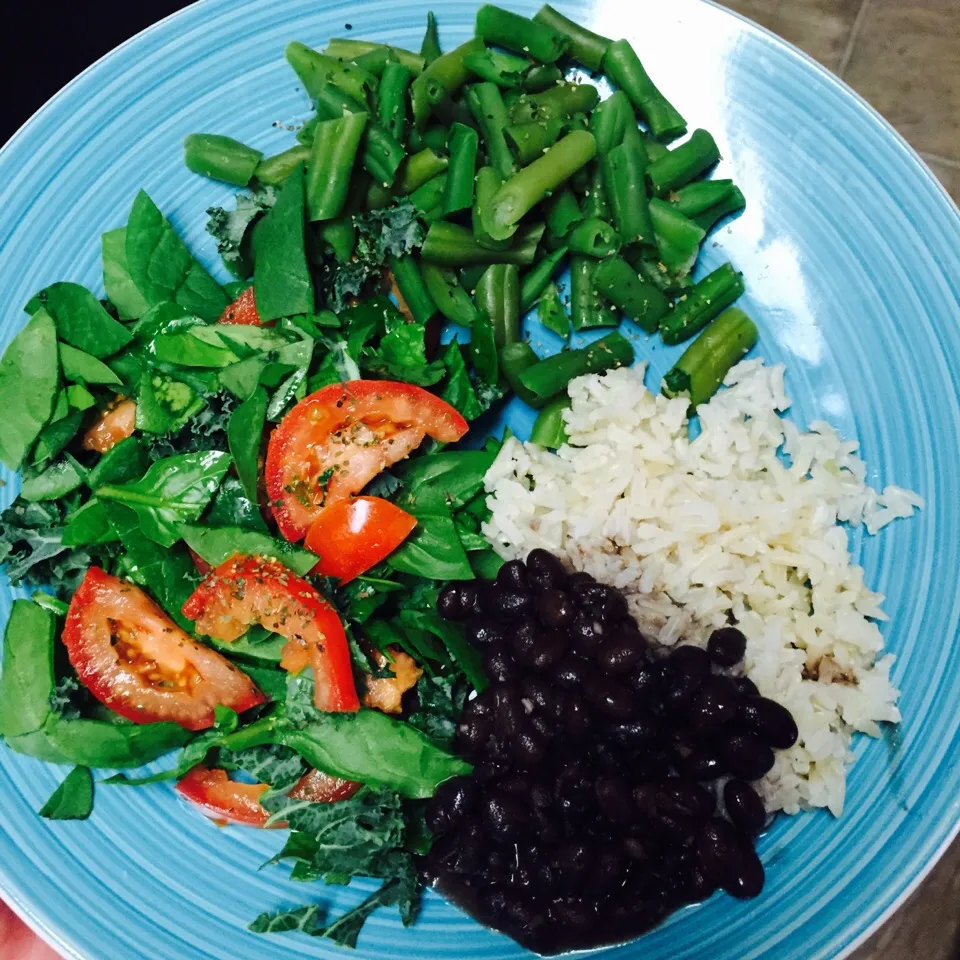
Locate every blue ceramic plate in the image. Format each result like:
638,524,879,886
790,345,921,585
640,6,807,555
0,1,958,958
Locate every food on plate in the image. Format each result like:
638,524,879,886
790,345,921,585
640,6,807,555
0,2,922,953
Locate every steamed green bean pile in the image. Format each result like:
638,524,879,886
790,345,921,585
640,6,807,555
184,3,758,439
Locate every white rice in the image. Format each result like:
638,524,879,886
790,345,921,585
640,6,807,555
483,360,923,817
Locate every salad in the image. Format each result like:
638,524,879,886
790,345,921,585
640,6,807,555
0,3,761,951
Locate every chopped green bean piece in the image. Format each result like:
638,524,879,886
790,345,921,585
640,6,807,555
659,262,745,345
509,82,600,124
473,166,511,251
533,4,611,72
593,255,669,333
647,129,721,197
306,112,368,221
519,330,634,400
649,198,706,275
287,41,376,105
183,134,262,186
399,148,449,194
324,38,425,75
520,244,569,311
442,123,479,217
475,264,520,346
500,341,547,408
464,46,533,88
255,145,310,185
603,127,655,247
390,255,437,324
530,393,571,448
522,64,563,92
379,61,413,143
422,263,479,327
544,189,583,243
505,117,564,166
570,255,617,330
465,83,516,182
420,12,442,65
411,38,484,127
567,217,620,258
538,282,570,338
421,221,544,266
475,4,570,63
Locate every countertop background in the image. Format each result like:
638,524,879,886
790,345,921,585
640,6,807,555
0,0,957,957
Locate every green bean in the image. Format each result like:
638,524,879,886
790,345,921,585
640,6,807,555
537,281,570,338
306,112,368,221
312,84,406,186
520,244,569,311
509,82,600,124
500,342,547,408
570,255,617,330
485,131,597,237
399,148,449,194
567,216,620,258
254,144,311,185
533,4,611,72
644,135,669,163
411,38,485,128
659,262,745,345
589,91,632,156
464,46,533,88
649,198,706,274
647,129,721,197
505,117,564,166
473,166,510,251
632,254,693,297
469,310,499,385
421,221,544,266
459,264,487,291
602,39,686,141
592,255,669,332
420,125,450,153
419,12,442,65
410,173,448,221
465,83,515,182
530,393,571,448
670,181,747,232
422,263,479,327
442,123,479,217
662,307,758,406
544,189,582,242
523,64,563,92
286,42,376,105
324,38,425,75
519,330,634,400
390,255,437,324
367,180,393,210
183,134,263,186
321,216,357,261
475,4,569,63
603,127,655,247
581,162,611,220
475,264,520,345
379,61,413,143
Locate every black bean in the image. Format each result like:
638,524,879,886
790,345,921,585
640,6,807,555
596,632,647,674
437,583,469,620
680,748,726,781
576,582,629,622
569,611,604,654
737,696,799,749
526,633,567,672
668,644,711,682
626,662,665,711
536,588,576,629
724,780,767,834
483,793,529,844
433,825,485,874
496,558,529,591
513,726,547,767
550,898,594,933
566,571,596,595
511,617,541,659
483,643,521,683
707,626,747,666
657,781,715,823
606,713,661,749
662,647,710,712
688,675,740,732
529,713,556,740
551,840,591,892
595,775,635,825
562,690,591,740
466,618,505,647
498,774,534,798
683,864,718,903
695,818,741,888
526,548,566,590
492,682,525,739
522,676,565,720
585,675,639,719
721,730,776,780
553,654,593,688
490,585,534,619
590,842,628,897
426,776,479,835
726,841,764,898
732,675,760,698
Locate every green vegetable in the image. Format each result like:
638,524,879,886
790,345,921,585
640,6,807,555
61,499,116,547
463,45,532,88
659,262,745,345
438,341,484,420
324,38,426,75
87,437,150,489
593,255,669,332
464,83,515,181
649,197,706,275
570,255,617,330
520,244,568,311
0,600,57,740
533,4,610,71
136,373,205,436
389,255,437,325
475,5,569,62
603,126,655,247
39,766,94,821
379,61,413,143
206,185,277,278
647,128,721,196
0,309,59,469
388,485,474,581
566,216,620,258
421,220,544,267
228,387,267,504
38,282,133,358
669,179,746,233
125,191,227,321
101,228,150,320
399,148,448,194
519,330,634,400
97,451,231,547
590,90,632,156
500,341,546,408
442,123,479,217
537,282,570,338
421,264,478,327
32,410,84,468
530,393,571,448
66,385,96,411
59,343,123,385
468,308,499,384
42,716,191,769
179,524,318,576
504,117,564,167
508,83,599,124
410,38,484,128
306,112,368,221
419,12,441,65
475,263,520,346
184,133,263,186
254,145,311,185
20,456,85,502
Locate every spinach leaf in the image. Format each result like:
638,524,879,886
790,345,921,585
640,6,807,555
266,365,309,422
394,450,496,509
363,321,445,387
0,308,59,469
43,715,191,768
97,451,231,546
202,474,268,532
32,409,84,467
151,328,239,368
39,766,94,820
66,384,96,411
387,485,474,581
408,674,469,747
207,185,278,279
220,339,313,401
228,387,267,502
0,600,57,739
38,282,132,358
20,456,85,502
102,227,150,320
439,341,483,420
86,437,150,489
253,166,314,322
179,524,318,576
241,664,289,701
59,342,123,385
136,372,206,435
62,500,117,547
469,549,505,578
397,610,487,692
125,191,227,320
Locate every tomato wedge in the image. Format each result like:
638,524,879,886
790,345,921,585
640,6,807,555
176,766,273,827
362,647,424,715
63,567,265,730
182,554,359,713
304,496,417,584
82,397,136,453
219,286,268,326
265,380,469,542
289,768,362,804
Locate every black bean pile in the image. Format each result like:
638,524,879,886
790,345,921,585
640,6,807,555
422,549,799,955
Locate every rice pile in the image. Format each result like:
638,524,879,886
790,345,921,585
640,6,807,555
483,360,923,816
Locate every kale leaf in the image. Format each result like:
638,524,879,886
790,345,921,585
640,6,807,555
206,185,278,279
143,390,237,461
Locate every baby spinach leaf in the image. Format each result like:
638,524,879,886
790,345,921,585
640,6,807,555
266,365,309,421
253,166,314,321
468,309,498,385
66,384,96,411
0,600,56,740
62,499,117,547
179,523,318,576
102,227,150,320
363,322,445,387
97,450,231,546
0,308,59,470
387,485,474,581
32,409,84,467
393,450,496,509
151,328,239,368
228,387,267,502
398,610,487,692
39,766,94,820
125,190,228,321
37,282,132,358
43,715,191,768
136,373,206,435
86,437,150,489
141,390,235,461
59,342,123,385
203,474,268,531
20,456,85,502
439,341,483,420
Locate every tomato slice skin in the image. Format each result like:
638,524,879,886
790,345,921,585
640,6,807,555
182,554,360,713
289,768,362,804
82,398,136,453
219,286,269,326
62,567,265,731
265,380,469,542
176,765,273,827
304,496,417,584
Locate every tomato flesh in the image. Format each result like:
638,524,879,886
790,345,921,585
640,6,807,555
304,496,417,584
176,765,273,827
362,647,424,715
82,398,136,453
219,287,268,326
182,554,359,713
62,567,265,731
265,380,469,542
289,768,362,804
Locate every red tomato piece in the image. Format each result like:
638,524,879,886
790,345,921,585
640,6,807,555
182,554,359,713
289,768,362,804
219,286,270,326
62,567,265,731
304,496,417,584
266,380,468,542
176,765,273,827
82,397,136,453
189,549,212,576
